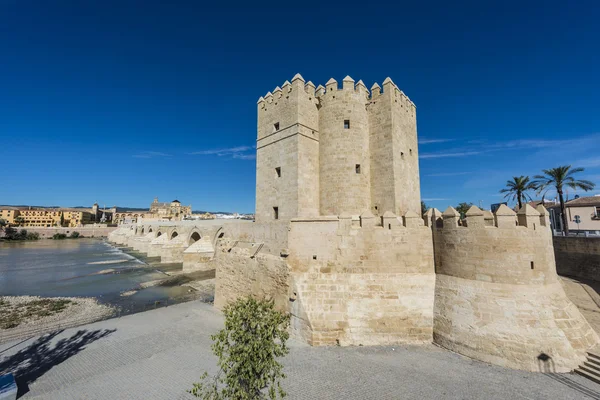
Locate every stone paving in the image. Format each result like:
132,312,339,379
1,300,600,400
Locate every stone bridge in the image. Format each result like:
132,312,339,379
108,220,249,272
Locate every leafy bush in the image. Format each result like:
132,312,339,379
2,228,36,241
26,232,40,240
52,233,67,240
190,297,290,399
70,231,81,238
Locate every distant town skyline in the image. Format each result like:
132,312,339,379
2,1,599,212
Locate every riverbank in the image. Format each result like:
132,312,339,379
0,296,114,343
0,226,117,239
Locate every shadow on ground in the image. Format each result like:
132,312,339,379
0,328,115,398
544,373,600,399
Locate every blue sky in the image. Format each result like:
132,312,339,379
1,1,599,213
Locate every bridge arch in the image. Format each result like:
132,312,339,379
212,227,227,248
188,230,201,246
170,231,179,240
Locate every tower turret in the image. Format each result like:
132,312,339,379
255,73,319,222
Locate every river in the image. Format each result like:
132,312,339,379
0,238,200,310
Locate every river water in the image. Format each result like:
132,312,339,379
0,239,196,309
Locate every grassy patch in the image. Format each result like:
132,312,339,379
0,298,75,329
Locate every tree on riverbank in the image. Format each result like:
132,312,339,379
190,297,290,399
2,228,39,241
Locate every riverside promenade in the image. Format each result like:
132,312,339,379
1,301,600,400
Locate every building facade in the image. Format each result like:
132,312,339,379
0,207,94,228
563,196,600,234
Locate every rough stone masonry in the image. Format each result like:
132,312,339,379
109,73,598,372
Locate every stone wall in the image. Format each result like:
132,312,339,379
212,215,435,347
213,221,290,310
554,236,600,281
431,205,599,372
213,237,290,311
15,226,117,239
285,214,434,346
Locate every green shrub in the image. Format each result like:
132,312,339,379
52,233,67,240
1,227,37,240
69,231,81,238
189,297,290,399
26,232,40,240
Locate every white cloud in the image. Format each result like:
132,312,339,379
418,138,455,145
425,172,472,177
188,145,255,160
419,151,482,159
578,157,600,168
132,151,171,159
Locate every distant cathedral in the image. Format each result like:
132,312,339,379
113,198,191,224
149,197,192,220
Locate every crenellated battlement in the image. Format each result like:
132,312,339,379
427,204,551,231
258,73,318,109
258,74,416,110
428,205,555,286
429,203,598,371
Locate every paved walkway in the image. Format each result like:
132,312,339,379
1,301,600,400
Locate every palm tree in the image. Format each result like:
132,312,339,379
499,176,537,210
532,166,596,235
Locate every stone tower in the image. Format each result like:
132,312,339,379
255,74,421,222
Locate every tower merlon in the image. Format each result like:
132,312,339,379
360,210,376,228
355,79,369,97
382,211,401,228
265,91,273,103
305,81,316,95
517,204,541,228
536,204,550,227
316,84,325,97
465,205,485,228
371,82,381,98
326,77,338,93
403,210,422,228
494,204,517,229
273,86,282,99
282,80,291,92
292,73,305,83
342,75,355,90
442,206,460,229
382,77,396,93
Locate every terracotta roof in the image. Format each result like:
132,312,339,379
565,196,600,207
526,200,558,209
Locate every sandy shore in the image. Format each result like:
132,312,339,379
0,296,115,342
